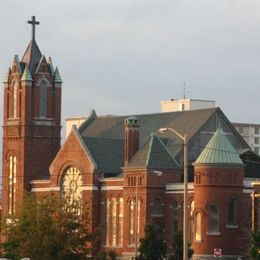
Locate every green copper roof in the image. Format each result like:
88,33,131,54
195,128,244,165
54,67,62,83
21,64,33,82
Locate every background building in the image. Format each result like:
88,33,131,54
233,123,260,156
160,98,216,112
161,98,260,156
66,116,89,138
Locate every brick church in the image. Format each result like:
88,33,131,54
2,17,260,259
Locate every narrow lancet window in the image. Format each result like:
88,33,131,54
8,156,17,215
208,203,219,233
118,198,124,246
39,80,47,118
195,212,202,241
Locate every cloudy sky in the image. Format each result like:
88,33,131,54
0,0,260,143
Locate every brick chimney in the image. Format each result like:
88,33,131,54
124,116,140,166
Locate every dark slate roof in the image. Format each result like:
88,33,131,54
79,108,218,145
82,137,124,174
240,151,260,178
77,108,252,176
21,40,42,74
128,133,179,169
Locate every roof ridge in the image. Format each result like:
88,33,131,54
94,107,218,119
154,134,180,168
82,136,124,141
78,109,97,133
146,133,155,166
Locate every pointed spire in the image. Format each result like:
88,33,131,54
13,55,22,74
47,57,54,75
54,67,62,84
21,64,33,82
21,40,42,74
3,68,11,84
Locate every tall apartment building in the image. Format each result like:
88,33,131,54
233,123,260,155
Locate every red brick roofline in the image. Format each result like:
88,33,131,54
49,125,97,176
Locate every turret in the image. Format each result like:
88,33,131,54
193,128,245,259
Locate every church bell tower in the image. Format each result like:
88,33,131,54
2,16,62,216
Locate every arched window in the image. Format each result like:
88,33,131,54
39,80,47,118
208,203,219,233
8,155,17,214
118,198,124,246
152,198,163,216
61,166,83,214
172,202,179,232
105,198,110,245
228,197,238,226
111,198,117,246
137,199,141,243
190,200,195,241
10,80,19,118
129,200,135,245
190,200,194,216
195,212,202,241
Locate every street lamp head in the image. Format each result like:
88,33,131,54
159,128,169,133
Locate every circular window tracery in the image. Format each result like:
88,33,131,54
61,166,83,213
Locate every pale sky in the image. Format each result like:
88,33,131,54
0,0,260,149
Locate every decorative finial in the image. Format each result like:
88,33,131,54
27,16,40,41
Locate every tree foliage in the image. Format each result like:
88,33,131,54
249,231,260,260
137,223,166,260
0,193,96,260
168,231,194,260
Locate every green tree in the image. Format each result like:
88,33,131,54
249,231,260,260
1,194,96,260
137,223,166,260
168,231,194,260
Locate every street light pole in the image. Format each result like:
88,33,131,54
135,175,139,259
183,134,188,260
159,128,188,260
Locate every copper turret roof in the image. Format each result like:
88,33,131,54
194,128,244,166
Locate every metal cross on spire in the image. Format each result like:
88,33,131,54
27,16,40,41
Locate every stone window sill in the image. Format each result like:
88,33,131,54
151,214,163,217
127,244,137,248
226,224,238,229
207,231,220,236
104,244,123,248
